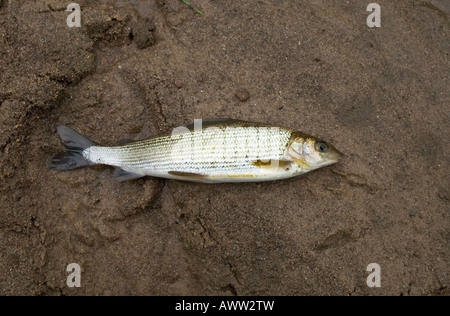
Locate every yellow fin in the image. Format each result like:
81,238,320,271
251,160,292,171
168,171,209,181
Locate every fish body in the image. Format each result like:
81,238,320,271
49,119,343,183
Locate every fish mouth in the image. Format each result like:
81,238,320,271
320,150,344,168
330,149,344,161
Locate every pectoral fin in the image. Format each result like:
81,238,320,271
251,160,292,171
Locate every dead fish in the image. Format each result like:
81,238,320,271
49,119,343,183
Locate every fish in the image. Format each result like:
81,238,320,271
49,119,343,183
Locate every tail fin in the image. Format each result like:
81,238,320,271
49,124,97,171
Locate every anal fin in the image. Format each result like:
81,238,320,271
113,168,145,181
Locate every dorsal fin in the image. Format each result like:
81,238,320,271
185,118,251,131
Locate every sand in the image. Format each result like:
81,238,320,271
0,0,448,295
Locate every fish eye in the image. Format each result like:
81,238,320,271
315,141,329,153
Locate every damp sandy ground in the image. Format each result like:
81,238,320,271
0,0,448,295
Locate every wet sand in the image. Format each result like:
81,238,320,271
0,0,448,295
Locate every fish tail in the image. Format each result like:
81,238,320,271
48,124,97,171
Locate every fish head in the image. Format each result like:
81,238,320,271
287,134,343,171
